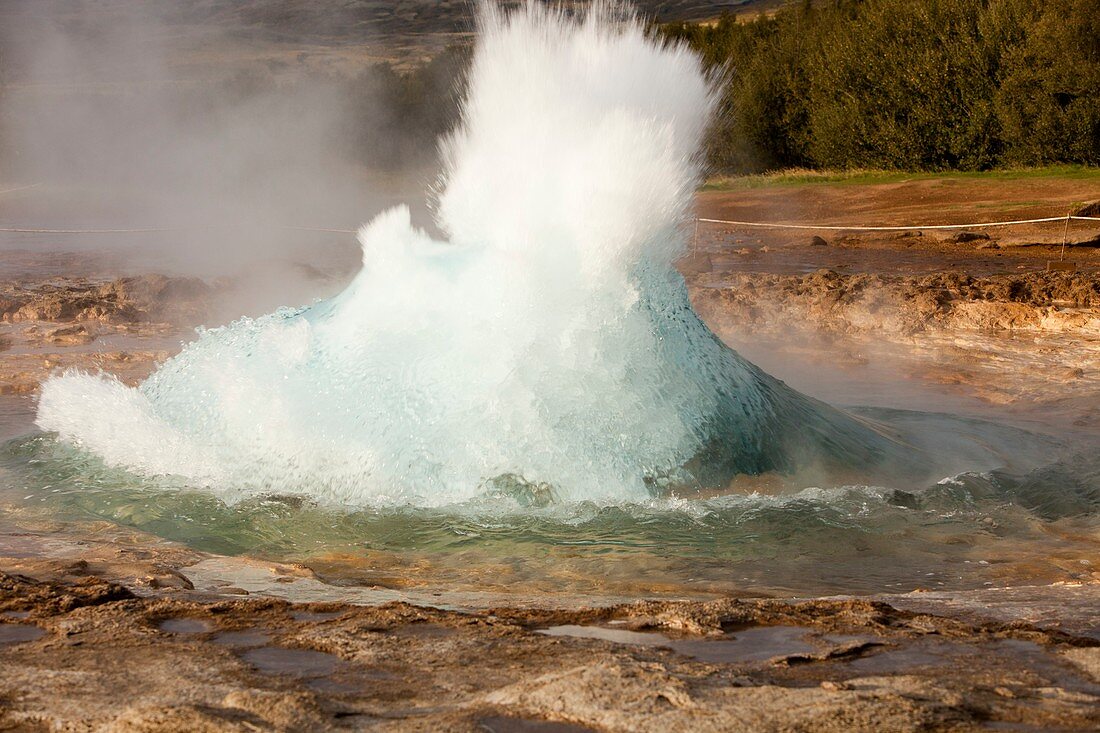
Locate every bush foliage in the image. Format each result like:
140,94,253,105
661,0,1100,174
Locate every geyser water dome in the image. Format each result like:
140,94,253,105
36,1,913,506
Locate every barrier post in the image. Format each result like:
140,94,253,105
1060,211,1071,261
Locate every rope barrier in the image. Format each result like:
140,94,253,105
0,225,357,234
0,217,1096,236
0,184,42,197
695,215,1100,231
280,225,357,234
0,226,178,234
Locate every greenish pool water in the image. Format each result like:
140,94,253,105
2,415,1098,600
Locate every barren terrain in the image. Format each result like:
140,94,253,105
1,529,1099,732
1,172,1099,730
688,172,1100,431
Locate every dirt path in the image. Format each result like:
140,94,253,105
694,173,1100,275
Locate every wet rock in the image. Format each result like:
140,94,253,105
2,566,1100,732
0,571,135,615
42,324,95,345
694,270,1100,342
1074,200,1100,218
242,645,340,678
949,231,991,244
484,659,697,727
479,715,598,732
219,586,249,596
104,704,267,733
1,274,212,327
485,659,977,732
92,274,212,324
484,474,560,507
158,618,212,634
219,690,328,730
1062,647,1100,681
0,623,46,645
145,569,195,591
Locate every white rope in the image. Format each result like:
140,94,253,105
280,225,357,234
0,224,357,234
0,183,42,197
696,215,1100,231
0,226,177,233
0,217,1096,236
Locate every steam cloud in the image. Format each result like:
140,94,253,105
0,0,439,276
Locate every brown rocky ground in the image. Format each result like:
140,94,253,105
0,265,348,398
1,541,1099,733
694,269,1100,338
0,274,212,396
1,175,1099,731
686,177,1100,428
697,173,1100,260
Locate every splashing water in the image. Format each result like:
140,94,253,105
36,2,910,507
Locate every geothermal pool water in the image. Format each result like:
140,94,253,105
2,419,1099,598
2,2,1098,600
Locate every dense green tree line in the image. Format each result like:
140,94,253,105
661,0,1100,173
4,1,1095,178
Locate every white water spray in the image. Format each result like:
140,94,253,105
37,2,905,506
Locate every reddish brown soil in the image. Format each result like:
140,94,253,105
693,176,1100,276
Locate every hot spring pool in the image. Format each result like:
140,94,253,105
2,2,1098,605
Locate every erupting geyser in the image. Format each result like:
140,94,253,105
37,1,911,506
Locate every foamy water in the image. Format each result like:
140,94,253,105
2,423,1098,598
37,1,906,506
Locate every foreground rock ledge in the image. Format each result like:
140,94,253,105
1,571,1098,732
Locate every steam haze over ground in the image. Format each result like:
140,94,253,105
0,1,447,280
0,1,753,281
